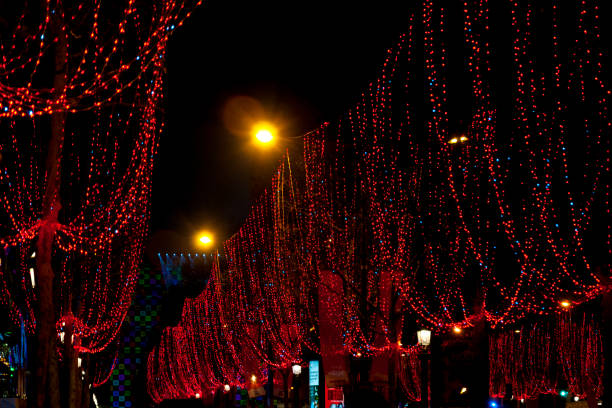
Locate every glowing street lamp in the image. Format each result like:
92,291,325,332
196,231,214,249
292,364,302,376
448,135,468,145
417,329,431,349
253,122,276,146
560,300,571,309
255,129,274,144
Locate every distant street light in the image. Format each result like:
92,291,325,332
448,135,468,145
292,364,302,376
196,231,214,249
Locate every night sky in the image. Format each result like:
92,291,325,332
148,0,413,254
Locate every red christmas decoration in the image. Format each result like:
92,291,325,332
147,0,610,402
490,312,603,401
0,0,202,405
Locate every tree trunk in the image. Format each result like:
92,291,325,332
601,272,611,408
81,385,90,408
80,359,91,408
283,370,289,408
470,317,489,408
68,323,81,408
33,250,54,408
33,12,66,408
430,335,442,408
48,336,61,408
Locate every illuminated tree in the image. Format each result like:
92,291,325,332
0,1,201,406
147,0,611,405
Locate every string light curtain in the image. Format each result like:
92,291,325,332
148,0,611,401
90,340,119,388
489,313,604,401
147,154,315,402
396,346,422,402
0,0,202,361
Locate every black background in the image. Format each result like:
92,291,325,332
149,0,414,253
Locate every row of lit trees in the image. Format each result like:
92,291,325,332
148,0,611,406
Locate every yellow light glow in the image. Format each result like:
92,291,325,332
255,129,274,144
453,326,462,334
460,387,468,394
560,300,571,308
251,375,257,383
449,135,468,144
252,121,277,146
196,231,214,248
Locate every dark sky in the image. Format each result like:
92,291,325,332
149,0,413,253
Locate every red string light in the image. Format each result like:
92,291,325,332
0,0,203,376
489,312,603,401
147,0,611,401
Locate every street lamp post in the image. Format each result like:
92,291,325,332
417,329,432,408
292,364,301,408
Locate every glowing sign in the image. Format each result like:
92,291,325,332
309,360,319,386
309,360,320,408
